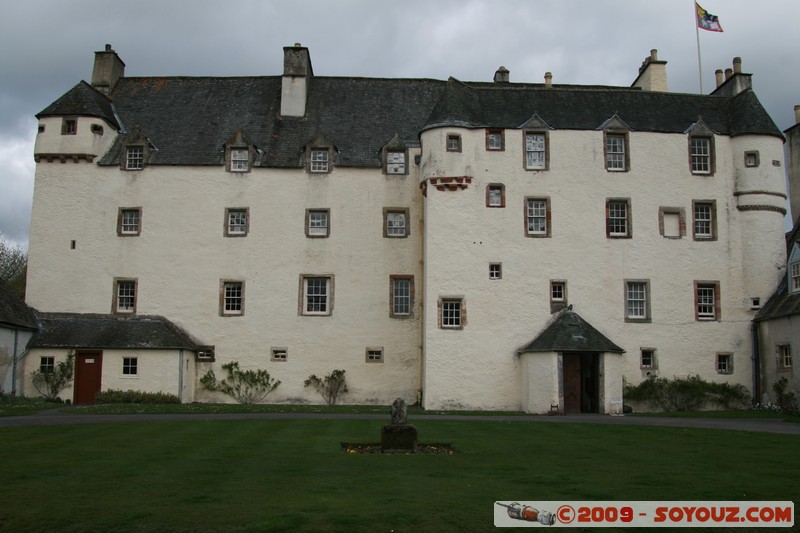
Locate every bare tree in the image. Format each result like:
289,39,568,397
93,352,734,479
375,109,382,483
0,233,27,297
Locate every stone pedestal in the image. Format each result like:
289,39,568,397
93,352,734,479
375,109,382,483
380,424,418,452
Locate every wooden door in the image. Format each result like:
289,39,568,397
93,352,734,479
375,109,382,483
73,351,103,405
563,354,581,414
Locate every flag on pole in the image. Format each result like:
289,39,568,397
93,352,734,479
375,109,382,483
696,2,723,32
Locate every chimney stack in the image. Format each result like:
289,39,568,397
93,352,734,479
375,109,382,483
725,68,733,80
544,72,552,88
281,43,313,117
631,48,668,92
733,57,742,74
715,69,724,88
494,66,509,83
711,56,753,97
91,44,125,95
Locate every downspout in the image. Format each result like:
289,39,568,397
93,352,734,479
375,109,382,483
178,349,184,403
11,329,18,396
751,321,761,405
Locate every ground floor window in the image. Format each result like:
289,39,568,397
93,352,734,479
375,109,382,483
122,357,138,376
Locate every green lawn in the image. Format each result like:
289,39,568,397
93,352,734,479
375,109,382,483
0,419,797,532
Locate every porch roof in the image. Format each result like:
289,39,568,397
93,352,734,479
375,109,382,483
518,308,624,354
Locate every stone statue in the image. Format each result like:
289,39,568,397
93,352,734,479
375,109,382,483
390,397,407,425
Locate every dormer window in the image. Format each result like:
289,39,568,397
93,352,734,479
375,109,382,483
310,149,329,173
686,120,715,175
789,244,800,294
61,118,77,135
792,262,800,293
126,146,144,170
604,132,629,171
386,151,407,175
230,149,250,172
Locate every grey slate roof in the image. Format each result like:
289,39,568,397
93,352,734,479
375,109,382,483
32,72,781,169
35,81,119,129
518,308,625,354
0,280,38,330
29,313,199,350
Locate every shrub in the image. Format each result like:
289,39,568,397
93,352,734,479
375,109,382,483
30,351,75,401
304,369,348,405
772,377,798,412
200,361,281,404
95,389,180,404
624,374,749,412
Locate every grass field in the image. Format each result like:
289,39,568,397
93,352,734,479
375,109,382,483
0,418,797,532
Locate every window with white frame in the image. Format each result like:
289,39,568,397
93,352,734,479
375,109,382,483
526,198,550,237
489,263,502,280
695,281,720,321
777,344,792,370
716,353,733,374
310,149,329,173
118,208,141,236
384,209,408,238
221,280,244,316
446,134,462,152
225,208,249,237
306,209,329,238
606,199,631,238
791,262,800,293
551,281,566,302
123,357,138,376
126,146,144,170
271,347,288,362
692,201,716,240
690,137,712,174
114,279,137,314
487,184,505,207
40,356,55,373
625,281,650,321
640,349,656,370
525,132,546,170
605,133,627,171
366,347,384,363
386,151,406,174
486,129,504,151
301,276,332,316
230,149,250,172
439,297,464,329
390,276,413,317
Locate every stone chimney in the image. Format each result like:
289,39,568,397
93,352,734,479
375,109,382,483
91,44,125,95
711,57,753,97
715,69,724,88
544,72,553,88
494,66,509,83
281,43,313,117
631,49,668,92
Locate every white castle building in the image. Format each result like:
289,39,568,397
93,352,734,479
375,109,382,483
19,45,790,413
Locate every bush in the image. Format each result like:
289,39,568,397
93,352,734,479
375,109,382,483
304,369,348,405
200,361,281,404
772,377,798,412
30,351,75,401
95,389,180,404
624,375,749,412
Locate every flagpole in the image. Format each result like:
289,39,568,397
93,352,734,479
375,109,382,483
694,1,704,93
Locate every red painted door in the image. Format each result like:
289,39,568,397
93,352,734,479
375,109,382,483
73,350,103,405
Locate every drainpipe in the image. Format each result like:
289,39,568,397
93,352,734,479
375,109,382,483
178,349,184,403
751,322,761,405
11,329,19,396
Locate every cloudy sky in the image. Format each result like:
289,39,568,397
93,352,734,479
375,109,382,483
1,0,798,249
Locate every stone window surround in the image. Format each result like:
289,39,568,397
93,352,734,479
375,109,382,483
225,207,249,237
220,279,245,317
117,207,142,237
390,275,414,318
113,277,137,315
299,274,334,316
524,197,551,238
694,280,721,321
383,208,410,238
486,183,505,208
624,279,651,323
523,130,549,171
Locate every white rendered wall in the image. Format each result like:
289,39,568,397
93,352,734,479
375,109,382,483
420,126,787,411
27,128,424,405
0,328,34,394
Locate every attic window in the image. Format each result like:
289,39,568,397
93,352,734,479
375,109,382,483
61,118,77,135
230,148,250,172
791,261,800,293
310,149,330,173
126,146,144,170
386,151,407,175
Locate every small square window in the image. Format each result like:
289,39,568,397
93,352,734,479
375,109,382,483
550,280,567,313
487,184,505,208
439,297,464,329
384,209,409,238
221,281,244,316
91,124,104,135
123,357,138,376
61,118,77,135
641,349,656,370
114,279,137,314
390,276,413,317
118,208,142,236
366,347,384,363
386,151,406,175
231,149,250,172
777,344,792,370
744,151,759,168
301,276,333,316
126,146,144,170
486,129,504,151
310,149,329,173
271,348,288,362
40,356,55,374
447,134,462,152
306,209,330,238
489,263,502,280
226,208,249,237
716,353,733,374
